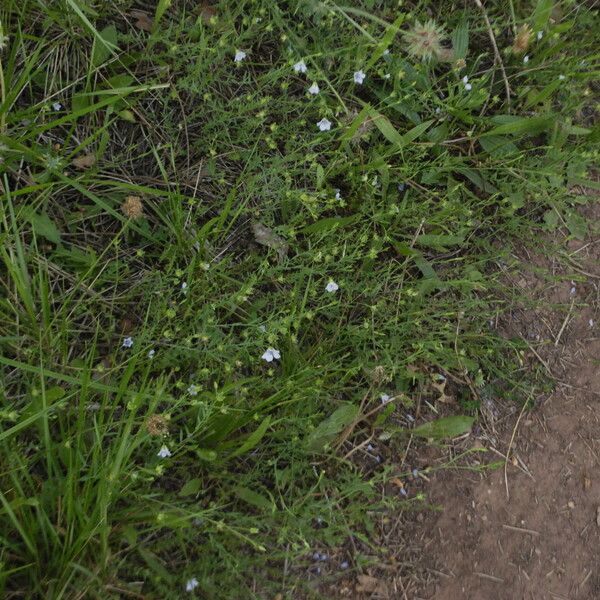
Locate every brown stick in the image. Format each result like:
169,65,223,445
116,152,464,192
474,0,511,108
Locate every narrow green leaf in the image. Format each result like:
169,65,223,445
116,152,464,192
306,404,359,453
524,79,561,109
411,415,475,439
341,104,372,141
154,0,173,29
300,215,359,234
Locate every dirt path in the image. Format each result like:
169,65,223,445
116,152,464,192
420,204,600,600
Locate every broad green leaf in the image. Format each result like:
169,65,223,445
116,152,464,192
543,208,559,230
91,25,118,68
371,110,433,148
179,478,202,497
30,212,61,244
233,486,274,512
300,215,359,234
411,415,475,439
44,386,66,402
533,0,554,32
228,416,271,459
561,124,591,136
479,135,519,157
414,234,465,249
483,116,553,137
306,404,359,453
196,448,217,461
451,19,469,60
370,110,404,145
565,212,587,240
402,120,435,145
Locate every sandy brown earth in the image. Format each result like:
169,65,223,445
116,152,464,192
419,202,600,600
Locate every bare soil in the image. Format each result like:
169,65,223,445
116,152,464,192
419,202,600,600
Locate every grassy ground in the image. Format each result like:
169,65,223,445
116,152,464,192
0,0,598,598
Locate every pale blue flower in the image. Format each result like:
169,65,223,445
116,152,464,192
185,577,199,592
157,445,172,458
294,60,307,73
308,82,320,95
353,70,366,84
317,118,331,131
261,348,281,362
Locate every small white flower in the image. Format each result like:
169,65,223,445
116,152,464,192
148,349,156,359
122,337,134,349
380,394,392,405
537,31,543,40
181,281,188,292
234,50,247,63
383,49,390,56
258,324,267,332
462,75,469,84
559,74,566,80
435,107,441,114
464,83,472,91
185,577,199,592
317,118,332,131
383,73,391,79
52,102,62,111
334,189,341,200
308,82,320,95
353,70,366,84
325,281,339,293
157,445,172,458
293,60,307,73
523,55,529,64
187,384,199,396
261,348,281,362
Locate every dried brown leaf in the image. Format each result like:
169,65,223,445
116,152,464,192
131,10,153,32
72,153,96,169
199,3,218,23
252,221,288,261
356,574,388,594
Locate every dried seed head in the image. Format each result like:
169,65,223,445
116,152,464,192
512,24,532,54
403,20,446,61
455,58,467,70
121,196,144,219
146,414,169,437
